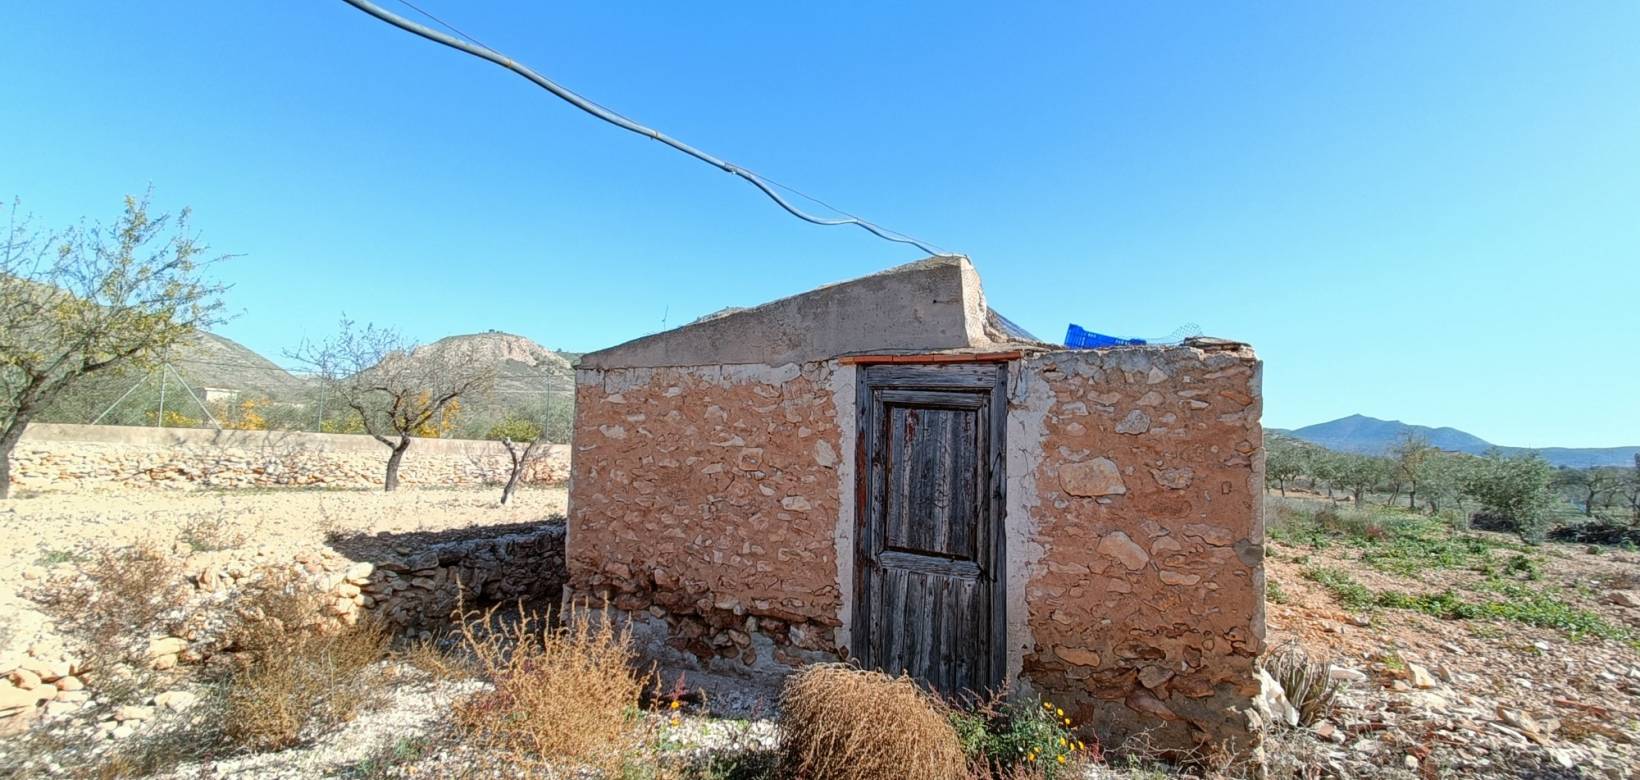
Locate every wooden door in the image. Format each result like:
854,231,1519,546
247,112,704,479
852,363,1006,698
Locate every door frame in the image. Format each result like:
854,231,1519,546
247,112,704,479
850,361,1009,693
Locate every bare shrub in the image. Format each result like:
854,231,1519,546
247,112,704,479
177,510,248,552
1262,644,1340,727
453,603,649,775
221,573,390,750
36,541,186,675
777,664,967,780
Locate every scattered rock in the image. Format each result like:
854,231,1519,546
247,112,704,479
147,636,187,658
1605,590,1640,608
155,690,198,712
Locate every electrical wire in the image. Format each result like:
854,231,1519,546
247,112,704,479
340,0,952,257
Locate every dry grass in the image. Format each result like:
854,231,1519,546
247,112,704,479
397,636,476,681
777,664,967,780
453,602,650,775
221,572,391,750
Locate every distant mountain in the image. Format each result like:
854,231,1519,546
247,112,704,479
416,331,577,396
1284,414,1639,468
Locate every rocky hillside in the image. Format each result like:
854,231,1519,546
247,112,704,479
415,331,576,396
169,331,307,400
1286,414,1639,468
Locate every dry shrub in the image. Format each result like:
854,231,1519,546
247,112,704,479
777,664,967,780
177,510,249,552
36,541,186,672
453,603,649,775
1261,643,1340,728
221,572,390,750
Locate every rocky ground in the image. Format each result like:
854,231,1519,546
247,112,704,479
2,488,1638,777
1260,494,1640,778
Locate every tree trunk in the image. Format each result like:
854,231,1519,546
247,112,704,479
1278,480,1287,497
1408,489,1417,511
0,442,12,500
0,420,29,500
501,468,522,505
384,438,411,492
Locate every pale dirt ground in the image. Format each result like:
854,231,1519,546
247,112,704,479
0,486,566,658
5,486,1640,777
0,486,567,578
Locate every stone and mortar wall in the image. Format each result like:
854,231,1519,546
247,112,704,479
567,362,846,698
1013,343,1265,756
11,423,569,492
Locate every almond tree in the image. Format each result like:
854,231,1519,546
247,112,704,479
292,320,494,491
486,417,548,505
0,194,227,499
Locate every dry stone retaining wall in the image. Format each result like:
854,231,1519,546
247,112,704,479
3,523,567,734
10,423,569,492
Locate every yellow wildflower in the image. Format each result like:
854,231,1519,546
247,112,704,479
669,700,681,711
1058,755,1067,765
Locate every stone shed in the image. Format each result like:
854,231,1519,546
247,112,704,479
567,257,1267,755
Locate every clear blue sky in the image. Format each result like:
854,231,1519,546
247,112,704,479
4,2,1637,447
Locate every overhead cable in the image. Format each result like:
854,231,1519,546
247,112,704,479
338,0,951,257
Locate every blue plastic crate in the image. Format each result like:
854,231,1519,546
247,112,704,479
1064,324,1147,349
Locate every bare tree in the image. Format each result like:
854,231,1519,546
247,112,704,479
486,417,549,505
291,321,493,491
0,193,227,498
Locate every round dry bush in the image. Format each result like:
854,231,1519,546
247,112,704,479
778,664,966,780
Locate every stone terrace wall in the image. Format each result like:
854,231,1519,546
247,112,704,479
3,523,566,734
1014,343,1265,757
567,362,846,696
11,423,569,492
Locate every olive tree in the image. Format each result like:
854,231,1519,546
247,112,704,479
1264,436,1306,497
0,194,226,498
1391,433,1434,510
1463,450,1556,542
1333,453,1390,506
292,321,494,491
1553,467,1627,517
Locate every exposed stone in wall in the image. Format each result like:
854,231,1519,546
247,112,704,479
567,362,845,690
10,426,569,493
1017,343,1265,758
